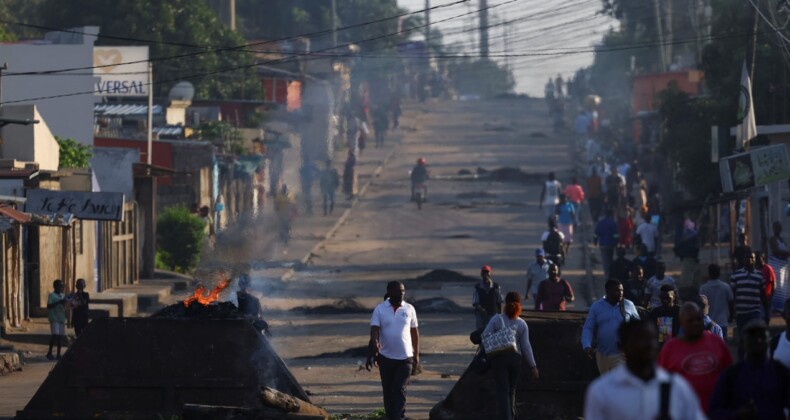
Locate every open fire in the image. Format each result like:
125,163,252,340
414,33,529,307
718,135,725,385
184,273,230,307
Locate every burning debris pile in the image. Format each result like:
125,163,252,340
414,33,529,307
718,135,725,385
18,275,325,419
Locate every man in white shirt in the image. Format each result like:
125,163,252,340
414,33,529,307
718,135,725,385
584,318,705,420
366,281,420,420
636,218,659,256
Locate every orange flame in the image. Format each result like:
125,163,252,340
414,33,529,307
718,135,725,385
184,273,230,307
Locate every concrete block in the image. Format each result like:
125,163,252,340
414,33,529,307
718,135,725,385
91,292,137,317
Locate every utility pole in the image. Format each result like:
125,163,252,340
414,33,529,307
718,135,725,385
653,0,667,71
146,62,153,166
331,0,338,49
480,0,489,58
424,0,431,47
0,63,7,107
503,16,510,71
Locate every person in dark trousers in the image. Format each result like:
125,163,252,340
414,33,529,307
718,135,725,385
710,319,790,419
319,160,340,216
594,208,619,280
730,252,766,359
610,246,633,284
633,243,659,280
535,264,574,311
623,265,647,312
473,265,502,329
483,291,539,420
237,274,270,336
542,216,566,267
373,105,389,148
410,158,429,202
650,286,681,348
70,278,89,337
366,281,420,420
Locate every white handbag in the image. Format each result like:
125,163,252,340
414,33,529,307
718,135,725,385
482,314,518,354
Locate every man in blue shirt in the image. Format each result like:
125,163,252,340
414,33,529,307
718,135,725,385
582,279,640,374
594,208,619,280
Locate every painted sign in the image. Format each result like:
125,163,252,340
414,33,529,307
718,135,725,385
93,46,149,97
719,144,790,192
25,190,125,221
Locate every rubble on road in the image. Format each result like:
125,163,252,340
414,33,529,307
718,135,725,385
407,269,478,283
152,301,242,319
0,351,22,376
291,297,369,315
411,297,465,313
456,191,497,199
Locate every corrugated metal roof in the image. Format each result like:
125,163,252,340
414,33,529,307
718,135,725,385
154,126,183,136
94,104,163,116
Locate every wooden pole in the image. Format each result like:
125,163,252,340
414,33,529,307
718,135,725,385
261,386,329,419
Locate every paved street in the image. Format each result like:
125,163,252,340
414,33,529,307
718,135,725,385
0,97,583,419
264,97,580,417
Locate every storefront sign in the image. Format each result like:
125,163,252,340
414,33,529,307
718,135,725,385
25,190,125,221
719,144,790,192
93,46,149,97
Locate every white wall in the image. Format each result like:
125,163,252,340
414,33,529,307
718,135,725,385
0,28,97,145
1,105,60,171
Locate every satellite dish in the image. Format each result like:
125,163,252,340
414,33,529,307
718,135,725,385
168,81,195,101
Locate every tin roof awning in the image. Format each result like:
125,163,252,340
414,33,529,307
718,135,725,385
133,163,182,177
94,104,163,116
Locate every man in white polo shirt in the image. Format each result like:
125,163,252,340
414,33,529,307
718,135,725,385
366,281,420,420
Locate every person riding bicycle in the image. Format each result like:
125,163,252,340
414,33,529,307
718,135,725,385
411,158,429,202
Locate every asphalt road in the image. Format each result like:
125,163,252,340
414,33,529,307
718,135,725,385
265,97,579,418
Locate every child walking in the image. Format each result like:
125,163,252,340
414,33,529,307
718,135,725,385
46,279,67,360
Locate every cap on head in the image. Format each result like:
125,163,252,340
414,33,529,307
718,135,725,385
481,265,492,273
535,248,545,257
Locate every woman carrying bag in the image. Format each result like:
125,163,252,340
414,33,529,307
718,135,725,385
482,291,540,420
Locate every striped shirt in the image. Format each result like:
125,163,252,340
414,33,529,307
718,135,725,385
729,268,765,315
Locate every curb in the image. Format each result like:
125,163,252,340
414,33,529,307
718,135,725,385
281,113,421,281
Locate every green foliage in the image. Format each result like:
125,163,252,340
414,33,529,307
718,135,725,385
56,137,93,169
447,58,514,98
655,84,720,199
197,121,246,155
34,0,259,100
156,206,205,273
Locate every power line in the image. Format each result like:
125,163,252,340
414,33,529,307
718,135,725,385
1,0,470,76
2,0,524,103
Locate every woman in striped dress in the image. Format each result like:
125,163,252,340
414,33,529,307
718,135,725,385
769,221,790,313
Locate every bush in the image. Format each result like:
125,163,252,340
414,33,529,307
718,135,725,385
156,206,206,273
56,136,92,169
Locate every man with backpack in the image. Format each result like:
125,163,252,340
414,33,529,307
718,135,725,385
541,216,565,267
472,265,502,330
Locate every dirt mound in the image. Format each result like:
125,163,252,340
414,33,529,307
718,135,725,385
411,269,478,283
456,191,497,199
151,301,242,319
291,297,370,314
412,297,465,313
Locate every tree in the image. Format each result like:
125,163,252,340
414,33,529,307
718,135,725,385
156,206,206,273
56,137,93,169
655,83,720,199
34,0,260,100
447,58,514,98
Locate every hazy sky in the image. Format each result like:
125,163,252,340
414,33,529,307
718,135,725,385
397,0,617,96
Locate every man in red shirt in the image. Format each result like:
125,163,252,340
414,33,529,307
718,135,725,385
756,252,776,322
658,302,733,413
535,264,574,311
